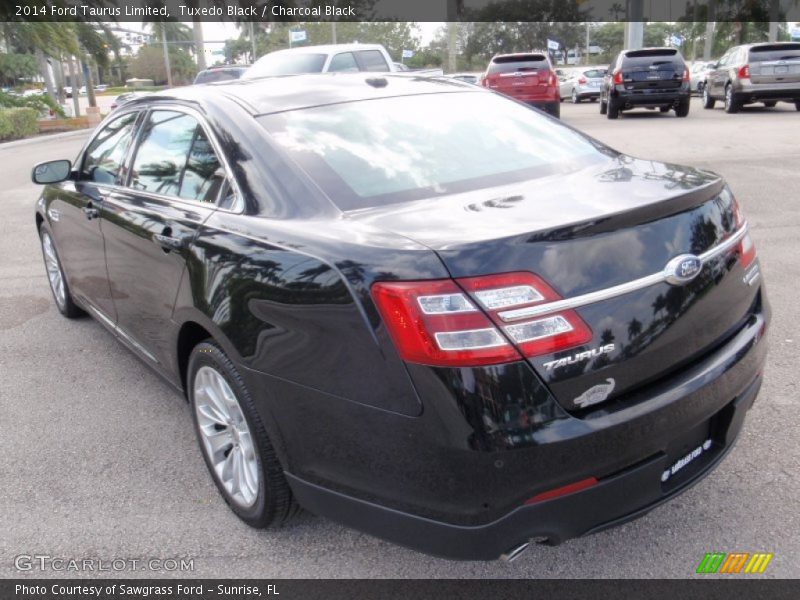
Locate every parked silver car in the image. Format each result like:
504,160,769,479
558,66,607,103
689,61,714,93
703,42,800,113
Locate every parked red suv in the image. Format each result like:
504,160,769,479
481,52,561,117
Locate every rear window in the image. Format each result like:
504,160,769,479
583,69,606,78
194,68,246,84
748,44,800,61
243,53,326,78
258,92,604,211
623,48,683,68
488,54,548,74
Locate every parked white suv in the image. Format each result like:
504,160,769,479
243,44,396,79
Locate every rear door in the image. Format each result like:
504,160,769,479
748,43,800,85
620,48,685,91
100,107,236,370
485,54,552,101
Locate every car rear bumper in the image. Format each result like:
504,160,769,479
734,81,800,101
287,374,760,560
268,298,768,560
611,86,690,106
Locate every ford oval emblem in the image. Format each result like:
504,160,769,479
664,254,703,286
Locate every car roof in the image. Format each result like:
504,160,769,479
127,73,480,116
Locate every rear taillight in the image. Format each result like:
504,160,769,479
578,76,587,84
682,68,690,82
371,280,521,367
612,69,623,84
372,272,592,367
738,64,750,79
732,198,757,269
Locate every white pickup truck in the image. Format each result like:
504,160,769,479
243,43,442,78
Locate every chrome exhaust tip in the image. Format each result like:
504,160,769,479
500,541,530,563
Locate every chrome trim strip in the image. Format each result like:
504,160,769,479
498,223,749,322
85,304,159,364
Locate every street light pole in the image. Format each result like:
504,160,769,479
161,22,173,87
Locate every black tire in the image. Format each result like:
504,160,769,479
590,97,597,102
795,100,800,111
188,340,300,528
659,106,670,113
763,101,776,108
702,85,716,109
571,88,580,104
607,97,619,119
600,98,608,114
548,102,560,119
696,81,705,94
724,84,741,114
38,223,84,318
675,98,690,117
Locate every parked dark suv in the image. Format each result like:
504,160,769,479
601,48,691,119
702,42,800,113
482,52,561,118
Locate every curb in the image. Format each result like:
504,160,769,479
0,128,92,150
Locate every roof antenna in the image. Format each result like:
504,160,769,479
365,77,388,88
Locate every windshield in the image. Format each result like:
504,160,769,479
258,91,606,210
243,53,326,78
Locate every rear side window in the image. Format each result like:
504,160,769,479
748,44,800,62
129,111,227,203
179,128,226,203
488,54,548,74
82,111,139,185
130,111,197,197
329,52,359,72
356,50,390,72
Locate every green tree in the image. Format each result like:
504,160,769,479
129,45,196,85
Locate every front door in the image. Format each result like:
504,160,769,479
48,110,141,321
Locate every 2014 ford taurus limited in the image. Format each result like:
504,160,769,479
31,74,769,561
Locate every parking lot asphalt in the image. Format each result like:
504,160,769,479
1,98,798,578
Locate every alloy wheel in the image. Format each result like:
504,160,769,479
193,365,260,508
41,232,66,309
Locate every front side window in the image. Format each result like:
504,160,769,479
82,111,139,184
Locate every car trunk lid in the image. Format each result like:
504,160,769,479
351,158,760,412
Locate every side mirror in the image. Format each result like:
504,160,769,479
32,160,72,185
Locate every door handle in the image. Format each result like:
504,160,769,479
83,203,99,220
153,227,185,252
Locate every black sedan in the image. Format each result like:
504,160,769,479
31,74,769,561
